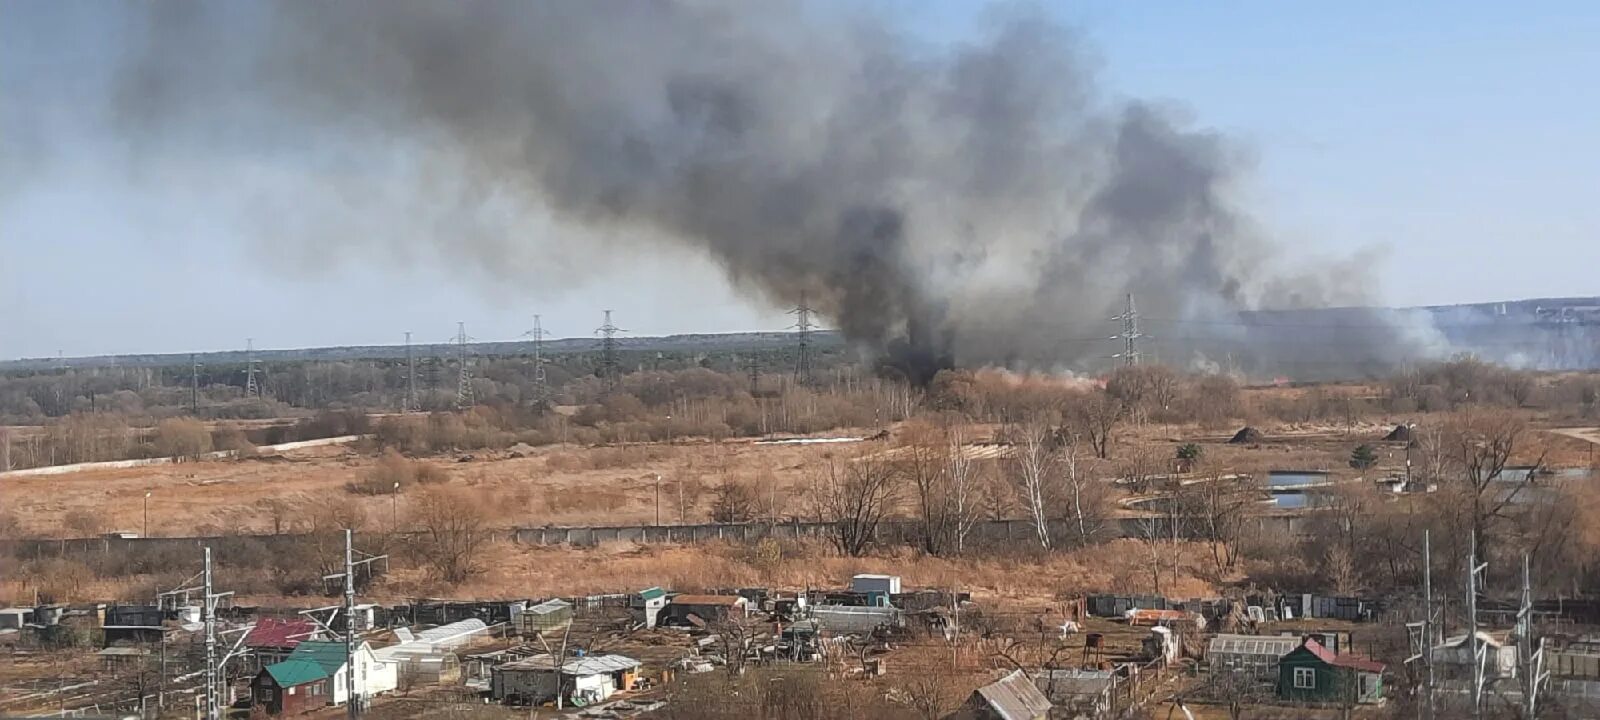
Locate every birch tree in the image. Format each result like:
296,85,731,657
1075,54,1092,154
1005,419,1059,549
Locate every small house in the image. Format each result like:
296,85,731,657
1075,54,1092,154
946,669,1053,720
519,599,573,636
1433,631,1518,680
1207,634,1302,682
632,587,668,628
266,640,398,707
1275,638,1385,705
245,618,320,667
253,659,333,716
491,653,641,706
662,594,749,626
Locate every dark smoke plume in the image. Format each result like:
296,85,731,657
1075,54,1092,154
103,1,1427,378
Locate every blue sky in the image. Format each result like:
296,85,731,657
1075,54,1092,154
1,1,1596,359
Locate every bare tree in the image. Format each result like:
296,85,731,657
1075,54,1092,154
1005,418,1060,549
409,486,490,583
898,422,952,555
709,479,760,523
946,426,982,554
808,456,900,557
1058,432,1109,546
1440,411,1539,560
1069,390,1124,459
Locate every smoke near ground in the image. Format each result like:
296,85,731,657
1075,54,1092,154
48,2,1478,377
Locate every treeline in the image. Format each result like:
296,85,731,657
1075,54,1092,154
0,344,850,423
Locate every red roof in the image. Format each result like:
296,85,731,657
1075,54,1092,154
1302,638,1386,673
246,617,318,650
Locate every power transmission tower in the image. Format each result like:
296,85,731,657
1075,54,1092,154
596,310,623,391
525,314,551,407
1517,554,1549,718
245,338,261,399
454,322,475,410
314,530,387,720
790,293,815,386
190,354,202,415
1110,293,1142,366
745,353,761,395
404,331,419,412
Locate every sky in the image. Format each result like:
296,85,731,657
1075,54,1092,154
1,1,1596,360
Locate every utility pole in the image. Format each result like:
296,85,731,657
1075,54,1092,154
790,294,815,386
596,310,623,392
1518,554,1548,719
654,474,662,526
160,547,235,720
1407,530,1436,720
404,331,418,412
745,353,761,396
454,322,474,410
204,547,218,720
315,530,385,720
190,354,202,415
1110,293,1141,367
1466,536,1487,720
245,338,261,399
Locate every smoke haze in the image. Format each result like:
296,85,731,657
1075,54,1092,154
88,2,1438,376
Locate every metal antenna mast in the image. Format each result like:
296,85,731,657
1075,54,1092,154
1110,293,1142,366
790,293,815,386
454,322,475,410
245,338,261,399
1518,554,1548,718
596,310,623,391
404,331,418,412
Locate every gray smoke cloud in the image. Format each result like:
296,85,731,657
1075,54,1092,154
103,0,1428,379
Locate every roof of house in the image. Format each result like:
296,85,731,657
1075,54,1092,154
1443,631,1508,649
669,594,746,607
1036,669,1114,698
1299,639,1387,673
638,587,667,601
973,670,1053,720
264,658,330,688
498,653,642,676
527,599,572,615
287,640,353,676
245,618,318,650
1208,634,1302,657
414,618,487,646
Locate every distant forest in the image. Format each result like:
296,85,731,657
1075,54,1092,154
0,332,850,423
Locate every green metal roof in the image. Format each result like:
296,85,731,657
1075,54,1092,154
638,587,666,601
263,658,329,688
286,640,349,676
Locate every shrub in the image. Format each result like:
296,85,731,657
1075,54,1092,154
347,450,447,495
156,417,213,459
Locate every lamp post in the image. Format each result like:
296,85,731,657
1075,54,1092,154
143,491,151,538
392,482,400,531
